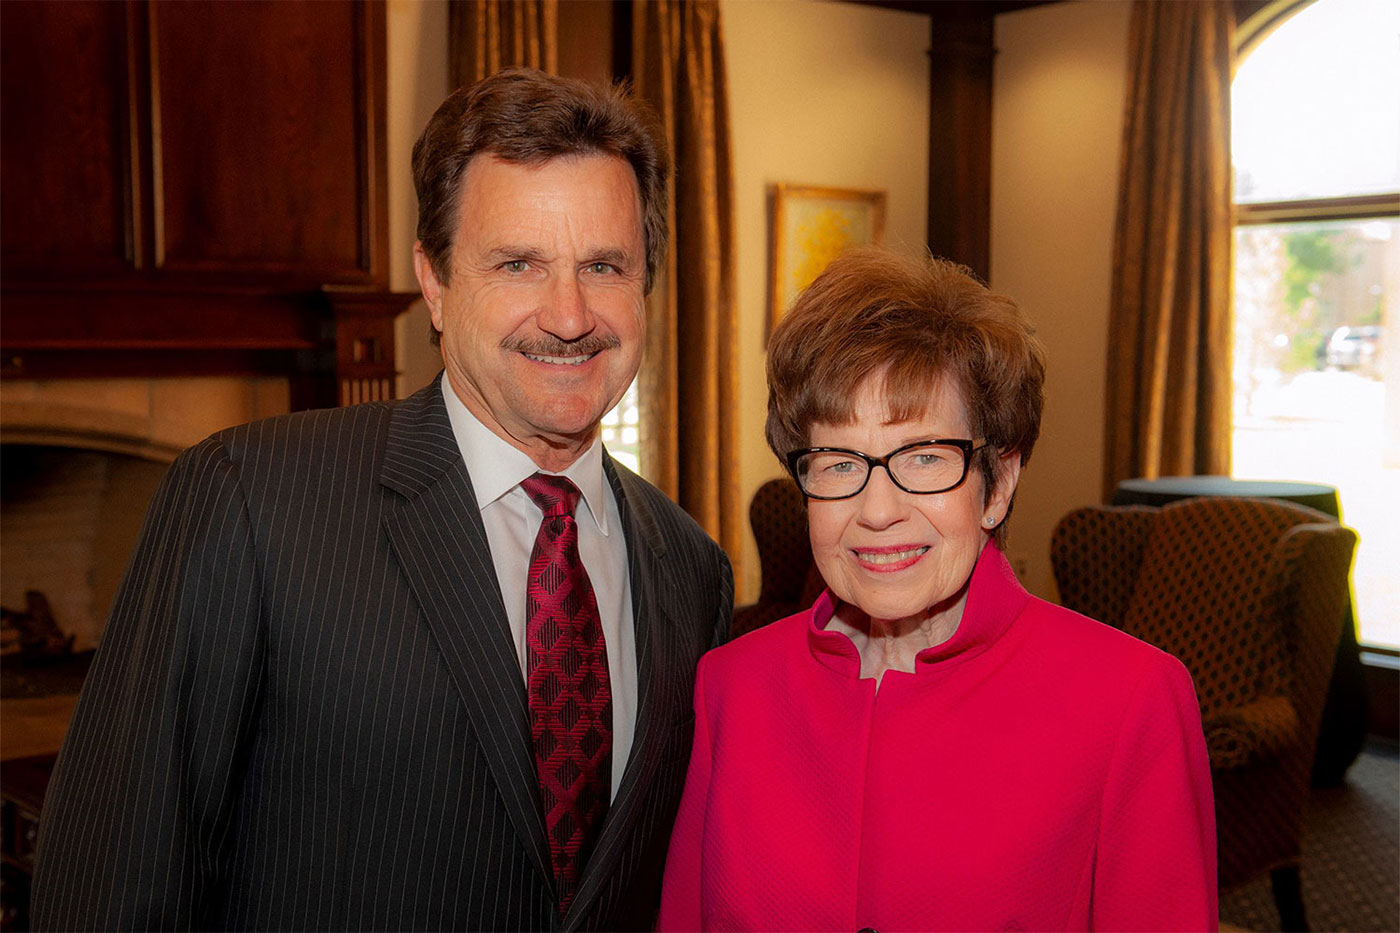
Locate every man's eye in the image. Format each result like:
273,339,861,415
586,262,617,275
502,260,530,273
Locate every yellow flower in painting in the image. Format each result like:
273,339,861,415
792,208,854,293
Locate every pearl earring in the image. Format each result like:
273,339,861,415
985,516,996,526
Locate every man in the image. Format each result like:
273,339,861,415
32,69,733,931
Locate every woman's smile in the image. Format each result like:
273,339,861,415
852,544,930,572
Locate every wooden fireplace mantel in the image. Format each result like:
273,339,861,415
1,284,419,411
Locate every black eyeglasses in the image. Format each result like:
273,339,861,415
786,438,988,500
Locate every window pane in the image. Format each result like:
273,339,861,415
1232,218,1399,649
601,377,641,475
1232,0,1400,203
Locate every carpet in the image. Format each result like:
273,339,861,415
1219,743,1399,932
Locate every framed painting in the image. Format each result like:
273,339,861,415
768,183,887,334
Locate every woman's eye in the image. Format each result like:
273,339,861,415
826,459,859,474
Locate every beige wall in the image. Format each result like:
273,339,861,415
380,0,1121,608
387,0,449,396
723,0,931,603
989,0,1131,599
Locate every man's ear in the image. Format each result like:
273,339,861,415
986,449,1023,522
413,242,446,332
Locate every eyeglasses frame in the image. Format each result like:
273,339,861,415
785,437,989,501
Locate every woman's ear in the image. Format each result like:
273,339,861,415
985,449,1022,524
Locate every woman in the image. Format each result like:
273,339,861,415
659,250,1216,931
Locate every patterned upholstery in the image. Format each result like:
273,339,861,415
1051,497,1356,903
732,478,825,638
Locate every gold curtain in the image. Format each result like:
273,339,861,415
1103,0,1235,500
632,0,741,564
448,0,557,87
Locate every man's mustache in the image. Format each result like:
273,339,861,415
502,334,621,357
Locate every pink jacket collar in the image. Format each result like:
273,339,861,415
806,541,1030,678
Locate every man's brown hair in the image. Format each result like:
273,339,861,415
765,248,1045,545
413,68,670,294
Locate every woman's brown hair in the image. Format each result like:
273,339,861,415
765,248,1045,546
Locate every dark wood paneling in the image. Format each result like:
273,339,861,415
1234,0,1280,35
1,1,398,405
150,0,370,281
832,1,1062,280
0,1,137,276
323,288,421,408
927,3,995,280
857,0,1058,12
1,289,325,350
1,349,316,383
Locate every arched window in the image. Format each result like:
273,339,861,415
1231,0,1399,650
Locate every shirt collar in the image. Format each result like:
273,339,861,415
807,540,1028,677
440,372,612,535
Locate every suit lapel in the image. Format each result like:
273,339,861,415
378,380,553,890
566,458,691,927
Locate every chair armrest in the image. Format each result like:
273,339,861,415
1267,521,1357,696
1204,694,1300,770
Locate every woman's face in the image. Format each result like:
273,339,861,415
805,375,1020,628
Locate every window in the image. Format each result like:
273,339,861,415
1231,0,1400,649
600,378,641,474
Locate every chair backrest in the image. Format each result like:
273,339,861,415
1052,496,1355,722
1128,498,1313,718
748,477,814,605
1049,505,1157,631
732,478,826,637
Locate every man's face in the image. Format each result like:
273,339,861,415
414,153,647,470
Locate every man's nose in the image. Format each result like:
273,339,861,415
537,274,595,340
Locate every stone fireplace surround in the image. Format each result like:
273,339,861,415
2,375,290,651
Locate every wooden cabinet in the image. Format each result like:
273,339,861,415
1,0,412,407
2,2,135,279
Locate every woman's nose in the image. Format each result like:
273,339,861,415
855,465,906,528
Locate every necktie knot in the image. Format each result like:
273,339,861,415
522,473,581,520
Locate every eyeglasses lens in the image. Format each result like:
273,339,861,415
796,443,967,498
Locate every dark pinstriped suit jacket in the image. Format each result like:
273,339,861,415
31,378,733,932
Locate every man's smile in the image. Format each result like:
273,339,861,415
521,350,598,365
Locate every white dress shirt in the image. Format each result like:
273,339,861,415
441,373,637,798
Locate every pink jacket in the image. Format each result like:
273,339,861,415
659,543,1217,931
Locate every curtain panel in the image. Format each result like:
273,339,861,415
1103,0,1235,501
632,0,742,565
448,0,557,88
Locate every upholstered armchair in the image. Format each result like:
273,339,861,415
732,478,825,638
1051,497,1356,931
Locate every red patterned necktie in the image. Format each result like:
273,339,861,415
520,473,612,915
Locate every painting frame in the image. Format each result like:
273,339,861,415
767,183,887,335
